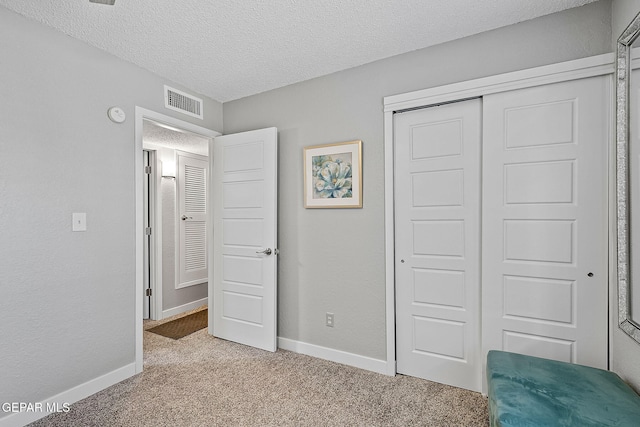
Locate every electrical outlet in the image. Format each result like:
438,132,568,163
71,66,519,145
326,312,334,327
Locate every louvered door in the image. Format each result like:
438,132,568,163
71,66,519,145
177,150,208,288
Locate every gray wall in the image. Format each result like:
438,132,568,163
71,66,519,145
611,0,640,392
0,5,222,418
224,1,612,361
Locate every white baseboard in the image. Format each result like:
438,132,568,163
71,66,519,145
278,337,390,375
162,297,207,319
0,363,136,427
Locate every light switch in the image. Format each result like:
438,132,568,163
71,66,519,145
72,213,87,232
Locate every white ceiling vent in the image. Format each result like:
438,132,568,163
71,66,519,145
164,85,203,119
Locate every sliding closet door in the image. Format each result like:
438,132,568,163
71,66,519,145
482,76,609,369
395,99,482,392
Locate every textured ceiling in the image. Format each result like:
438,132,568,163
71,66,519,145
144,121,209,157
0,0,598,102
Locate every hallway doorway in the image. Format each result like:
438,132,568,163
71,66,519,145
134,107,220,372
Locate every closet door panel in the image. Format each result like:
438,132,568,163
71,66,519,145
482,76,609,371
395,99,482,392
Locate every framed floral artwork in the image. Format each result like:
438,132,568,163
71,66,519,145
303,140,362,208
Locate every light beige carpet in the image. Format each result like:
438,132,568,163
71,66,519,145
29,308,488,426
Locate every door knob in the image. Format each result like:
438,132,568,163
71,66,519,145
181,215,192,220
256,248,272,256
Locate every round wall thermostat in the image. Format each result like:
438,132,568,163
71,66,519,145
107,107,126,123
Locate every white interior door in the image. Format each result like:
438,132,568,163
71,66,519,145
211,127,278,352
177,151,209,288
395,99,482,392
482,76,609,370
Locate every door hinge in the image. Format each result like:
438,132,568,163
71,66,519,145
144,165,152,174
145,288,152,297
145,227,152,235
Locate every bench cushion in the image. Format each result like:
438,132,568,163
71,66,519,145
487,350,640,427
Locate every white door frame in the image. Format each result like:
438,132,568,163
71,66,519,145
142,148,157,320
145,147,162,321
382,53,614,376
134,107,220,373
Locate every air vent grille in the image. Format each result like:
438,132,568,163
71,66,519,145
164,85,203,119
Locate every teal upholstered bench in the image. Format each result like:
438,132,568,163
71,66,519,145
486,350,640,427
